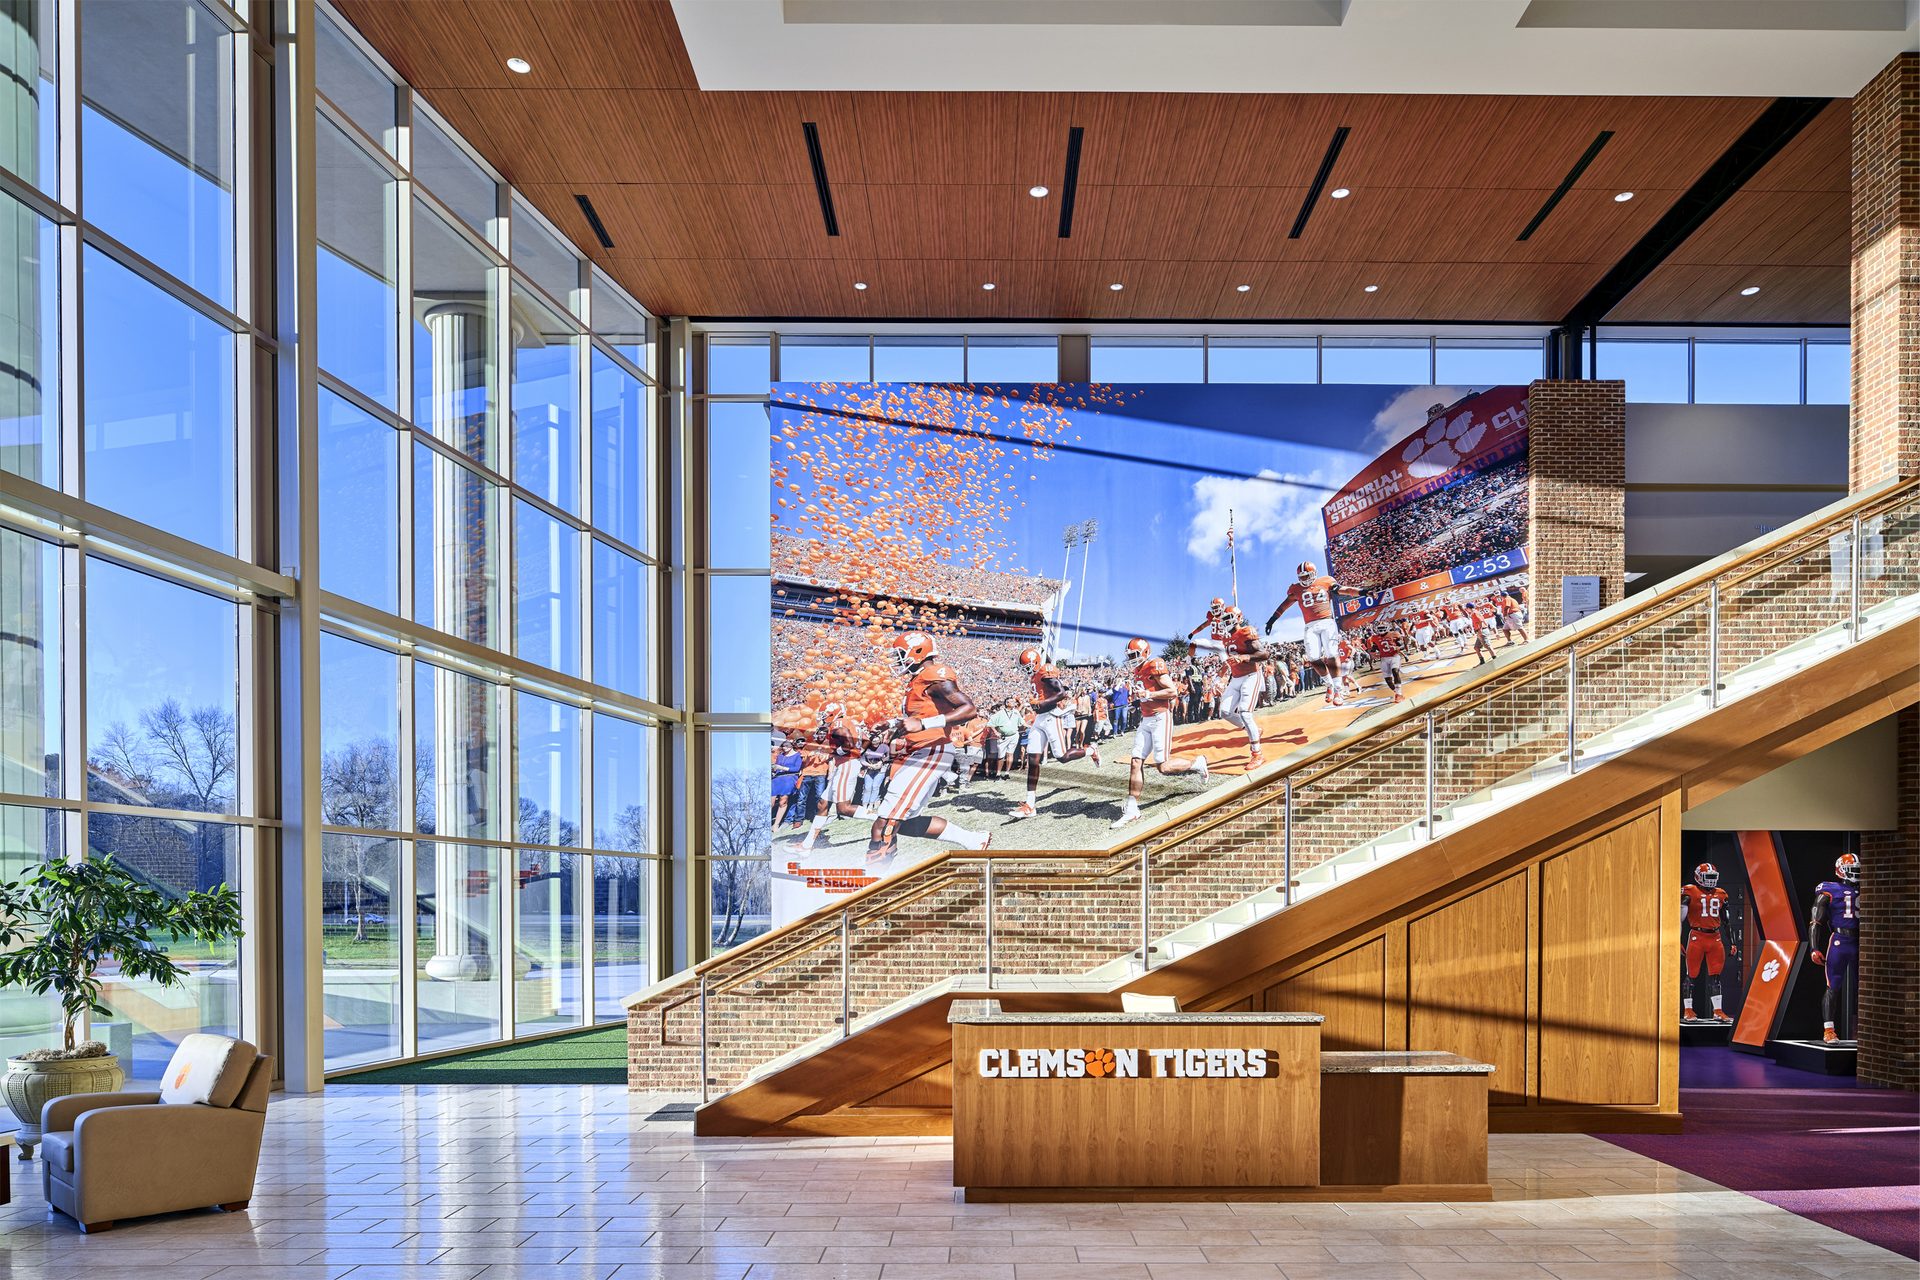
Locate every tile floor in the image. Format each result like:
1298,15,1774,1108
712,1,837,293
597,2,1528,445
0,1083,1910,1280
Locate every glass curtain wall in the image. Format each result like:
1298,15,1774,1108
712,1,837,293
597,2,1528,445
310,6,663,1073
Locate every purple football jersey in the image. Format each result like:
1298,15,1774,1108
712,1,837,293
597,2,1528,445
1816,880,1859,934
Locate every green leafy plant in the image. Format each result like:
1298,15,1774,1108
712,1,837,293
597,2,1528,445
0,855,243,1053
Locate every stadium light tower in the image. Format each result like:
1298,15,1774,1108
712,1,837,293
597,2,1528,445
1054,522,1083,651
1070,518,1099,659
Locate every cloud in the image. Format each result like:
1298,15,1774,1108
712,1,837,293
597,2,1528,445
1185,468,1334,568
1368,385,1468,450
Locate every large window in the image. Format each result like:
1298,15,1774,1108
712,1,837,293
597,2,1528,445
1597,332,1848,405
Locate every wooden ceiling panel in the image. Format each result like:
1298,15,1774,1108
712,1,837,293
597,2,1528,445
331,0,1849,323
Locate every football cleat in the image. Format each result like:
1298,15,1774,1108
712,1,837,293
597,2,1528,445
1823,1027,1839,1044
1087,747,1102,768
1694,862,1719,890
889,631,938,675
1835,852,1859,884
1112,809,1143,829
1682,1004,1695,1020
1192,755,1210,781
1713,1010,1733,1023
1013,802,1037,818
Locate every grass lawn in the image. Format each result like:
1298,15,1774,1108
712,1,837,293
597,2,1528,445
334,1023,629,1085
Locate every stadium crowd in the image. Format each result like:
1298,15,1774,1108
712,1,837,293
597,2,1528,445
1329,458,1529,586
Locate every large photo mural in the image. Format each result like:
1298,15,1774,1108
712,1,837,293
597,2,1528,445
764,381,1530,925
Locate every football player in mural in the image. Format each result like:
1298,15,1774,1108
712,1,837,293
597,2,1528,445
795,701,870,853
1809,851,1861,1043
1013,646,1101,819
1113,638,1212,828
1266,562,1359,708
1366,627,1408,703
1217,607,1272,769
1186,596,1230,643
867,632,992,863
1681,861,1736,1022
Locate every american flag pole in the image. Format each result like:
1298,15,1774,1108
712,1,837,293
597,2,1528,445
1228,509,1239,609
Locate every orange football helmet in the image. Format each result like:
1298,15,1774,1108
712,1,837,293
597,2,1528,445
1694,862,1719,889
1124,637,1153,668
1835,852,1859,884
889,631,938,675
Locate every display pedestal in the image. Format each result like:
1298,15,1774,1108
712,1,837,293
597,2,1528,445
1679,1019,1735,1047
1769,1038,1857,1075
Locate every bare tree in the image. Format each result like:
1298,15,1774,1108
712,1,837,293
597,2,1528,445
141,699,237,813
709,769,772,949
320,737,401,945
90,720,157,795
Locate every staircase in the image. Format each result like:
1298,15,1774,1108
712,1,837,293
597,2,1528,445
625,479,1920,1135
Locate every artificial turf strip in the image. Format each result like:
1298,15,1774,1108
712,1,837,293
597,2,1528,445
337,1024,629,1085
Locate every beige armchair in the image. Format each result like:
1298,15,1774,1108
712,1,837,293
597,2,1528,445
39,1034,272,1233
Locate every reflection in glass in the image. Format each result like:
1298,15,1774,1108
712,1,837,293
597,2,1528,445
83,251,237,554
592,268,650,373
414,663,499,841
594,854,647,1018
0,0,58,197
81,0,235,306
514,500,581,678
511,284,580,511
0,805,62,1058
516,849,580,1033
516,691,580,847
416,841,502,1053
314,11,395,154
707,577,771,713
86,559,237,815
0,528,61,800
321,833,402,1069
593,714,650,853
318,389,400,611
319,633,400,831
413,441,500,648
707,337,770,395
0,190,59,486
966,338,1057,383
510,197,579,315
89,815,241,1080
412,199,499,468
705,402,772,569
592,541,649,698
411,110,495,242
590,349,648,550
317,116,399,408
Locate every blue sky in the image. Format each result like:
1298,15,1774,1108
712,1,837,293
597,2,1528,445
769,382,1503,660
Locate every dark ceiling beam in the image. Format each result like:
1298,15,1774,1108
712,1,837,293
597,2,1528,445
1551,95,1831,374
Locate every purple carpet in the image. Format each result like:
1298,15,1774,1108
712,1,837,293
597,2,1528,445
1602,1070,1918,1259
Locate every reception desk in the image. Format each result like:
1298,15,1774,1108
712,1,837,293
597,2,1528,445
950,1001,1492,1202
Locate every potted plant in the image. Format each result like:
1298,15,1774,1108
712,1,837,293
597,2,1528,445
0,855,241,1159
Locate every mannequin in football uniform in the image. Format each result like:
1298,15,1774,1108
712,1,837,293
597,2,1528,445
1014,647,1101,818
1809,852,1861,1043
1681,862,1736,1021
867,632,991,863
1266,562,1357,708
1113,638,1212,828
796,702,870,853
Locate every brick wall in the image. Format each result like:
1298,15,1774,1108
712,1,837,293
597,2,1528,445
1527,380,1627,633
1858,706,1917,1090
1851,53,1918,489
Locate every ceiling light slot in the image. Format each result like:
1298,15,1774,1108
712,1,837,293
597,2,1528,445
1058,126,1084,239
1288,125,1351,240
802,121,840,238
1516,130,1613,241
573,194,614,249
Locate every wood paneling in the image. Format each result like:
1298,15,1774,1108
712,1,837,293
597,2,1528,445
1266,939,1387,1052
951,1021,1320,1191
1539,809,1664,1107
1408,873,1530,1106
325,1,1825,321
1320,1074,1489,1191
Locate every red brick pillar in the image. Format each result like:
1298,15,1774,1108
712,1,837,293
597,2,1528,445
1525,379,1626,632
1851,52,1918,488
1858,707,1917,1090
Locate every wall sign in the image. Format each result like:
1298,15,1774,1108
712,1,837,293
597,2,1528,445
1561,574,1602,625
976,1046,1274,1080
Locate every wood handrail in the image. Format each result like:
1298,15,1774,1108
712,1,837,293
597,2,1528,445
627,475,1919,1007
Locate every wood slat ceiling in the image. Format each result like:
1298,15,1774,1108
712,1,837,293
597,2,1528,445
333,0,1846,325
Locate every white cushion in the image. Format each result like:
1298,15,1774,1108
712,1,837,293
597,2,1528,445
159,1034,255,1108
1121,993,1181,1013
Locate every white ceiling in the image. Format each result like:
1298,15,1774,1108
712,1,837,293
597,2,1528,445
670,0,1919,96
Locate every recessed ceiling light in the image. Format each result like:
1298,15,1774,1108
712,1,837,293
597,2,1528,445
506,57,532,74
981,282,996,291
1330,187,1351,199
1028,185,1049,198
1614,191,1634,202
854,282,868,291
1109,282,1124,291
1363,284,1379,293
1235,284,1251,293
1740,285,1761,296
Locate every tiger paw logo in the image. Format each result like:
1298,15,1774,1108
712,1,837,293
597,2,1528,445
1400,411,1486,477
1761,958,1782,982
1082,1047,1117,1078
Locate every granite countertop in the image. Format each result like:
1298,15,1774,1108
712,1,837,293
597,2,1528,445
1320,1051,1495,1075
948,999,1323,1026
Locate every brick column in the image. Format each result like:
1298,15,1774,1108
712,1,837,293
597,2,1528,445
1851,52,1918,488
1851,53,1919,1093
1525,379,1626,632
